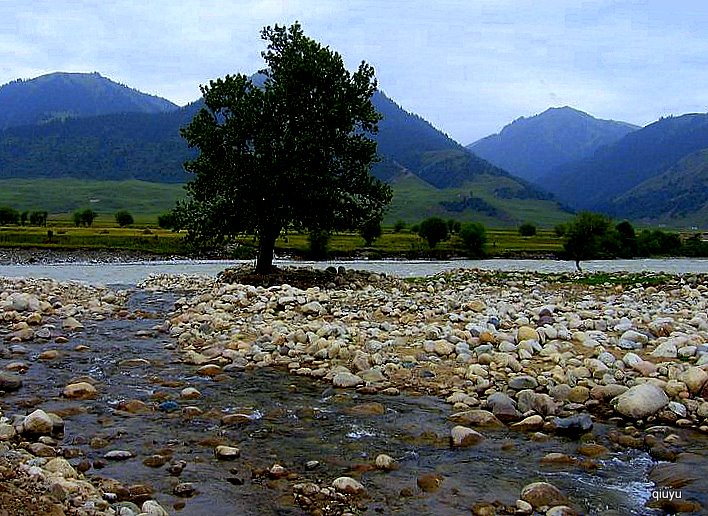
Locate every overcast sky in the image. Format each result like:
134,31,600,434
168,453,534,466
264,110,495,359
1,0,707,143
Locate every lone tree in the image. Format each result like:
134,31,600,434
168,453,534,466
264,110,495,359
459,222,486,257
360,217,383,246
175,23,391,273
114,210,134,227
518,222,537,237
563,211,615,271
418,217,449,249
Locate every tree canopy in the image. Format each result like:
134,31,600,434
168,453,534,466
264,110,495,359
418,217,449,249
175,23,391,272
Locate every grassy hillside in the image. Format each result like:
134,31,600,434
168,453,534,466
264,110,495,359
610,148,708,228
0,177,571,228
386,173,571,227
0,179,186,217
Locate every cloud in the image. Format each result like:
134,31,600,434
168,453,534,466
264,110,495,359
1,0,707,142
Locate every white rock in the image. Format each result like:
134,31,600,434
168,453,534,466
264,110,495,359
332,372,363,388
611,383,669,419
23,409,54,435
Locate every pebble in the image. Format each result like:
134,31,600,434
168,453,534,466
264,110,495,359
23,409,54,435
450,425,484,447
104,450,134,460
332,476,366,495
63,382,97,399
215,445,240,460
520,481,567,508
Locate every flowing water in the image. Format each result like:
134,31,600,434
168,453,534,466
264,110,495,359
0,257,706,285
3,289,707,514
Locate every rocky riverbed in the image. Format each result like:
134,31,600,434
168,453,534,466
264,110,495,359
0,268,707,514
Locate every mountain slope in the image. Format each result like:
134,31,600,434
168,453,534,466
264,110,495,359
609,148,708,224
541,113,708,213
467,106,638,182
0,73,570,224
0,72,177,129
0,102,201,182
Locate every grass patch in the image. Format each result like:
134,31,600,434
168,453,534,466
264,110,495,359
569,272,674,287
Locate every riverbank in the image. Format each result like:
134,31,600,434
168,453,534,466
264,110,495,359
0,269,707,514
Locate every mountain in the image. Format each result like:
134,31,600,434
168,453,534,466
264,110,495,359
467,106,639,182
0,72,177,129
0,101,201,182
541,113,708,217
0,72,570,225
608,148,708,225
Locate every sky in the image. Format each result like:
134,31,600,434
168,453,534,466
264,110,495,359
1,0,707,143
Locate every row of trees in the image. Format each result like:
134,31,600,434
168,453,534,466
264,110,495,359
0,206,137,228
560,212,706,269
0,207,48,226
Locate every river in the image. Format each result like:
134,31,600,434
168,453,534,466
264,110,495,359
0,257,706,285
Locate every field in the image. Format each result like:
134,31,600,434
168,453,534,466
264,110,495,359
0,179,186,218
0,222,564,258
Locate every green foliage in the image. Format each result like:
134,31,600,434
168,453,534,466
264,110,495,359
518,222,537,237
446,219,462,234
417,217,449,248
636,229,682,256
0,179,186,217
459,222,487,257
114,210,134,227
393,220,406,233
29,211,48,226
73,208,98,227
682,234,708,257
175,22,391,273
360,219,383,246
307,229,330,260
614,220,637,258
0,206,19,225
157,212,177,230
554,224,567,237
563,212,616,269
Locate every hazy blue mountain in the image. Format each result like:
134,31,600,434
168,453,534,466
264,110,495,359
609,148,708,224
541,113,708,214
467,106,639,182
0,71,177,129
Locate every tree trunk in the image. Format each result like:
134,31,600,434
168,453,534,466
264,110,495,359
575,259,582,272
255,226,279,274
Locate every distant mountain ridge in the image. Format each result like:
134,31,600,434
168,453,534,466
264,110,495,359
541,113,708,220
0,72,570,225
0,72,177,129
467,106,639,182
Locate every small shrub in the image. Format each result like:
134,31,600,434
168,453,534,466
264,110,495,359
459,222,486,257
114,210,134,227
157,212,176,230
518,223,537,237
393,220,406,233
